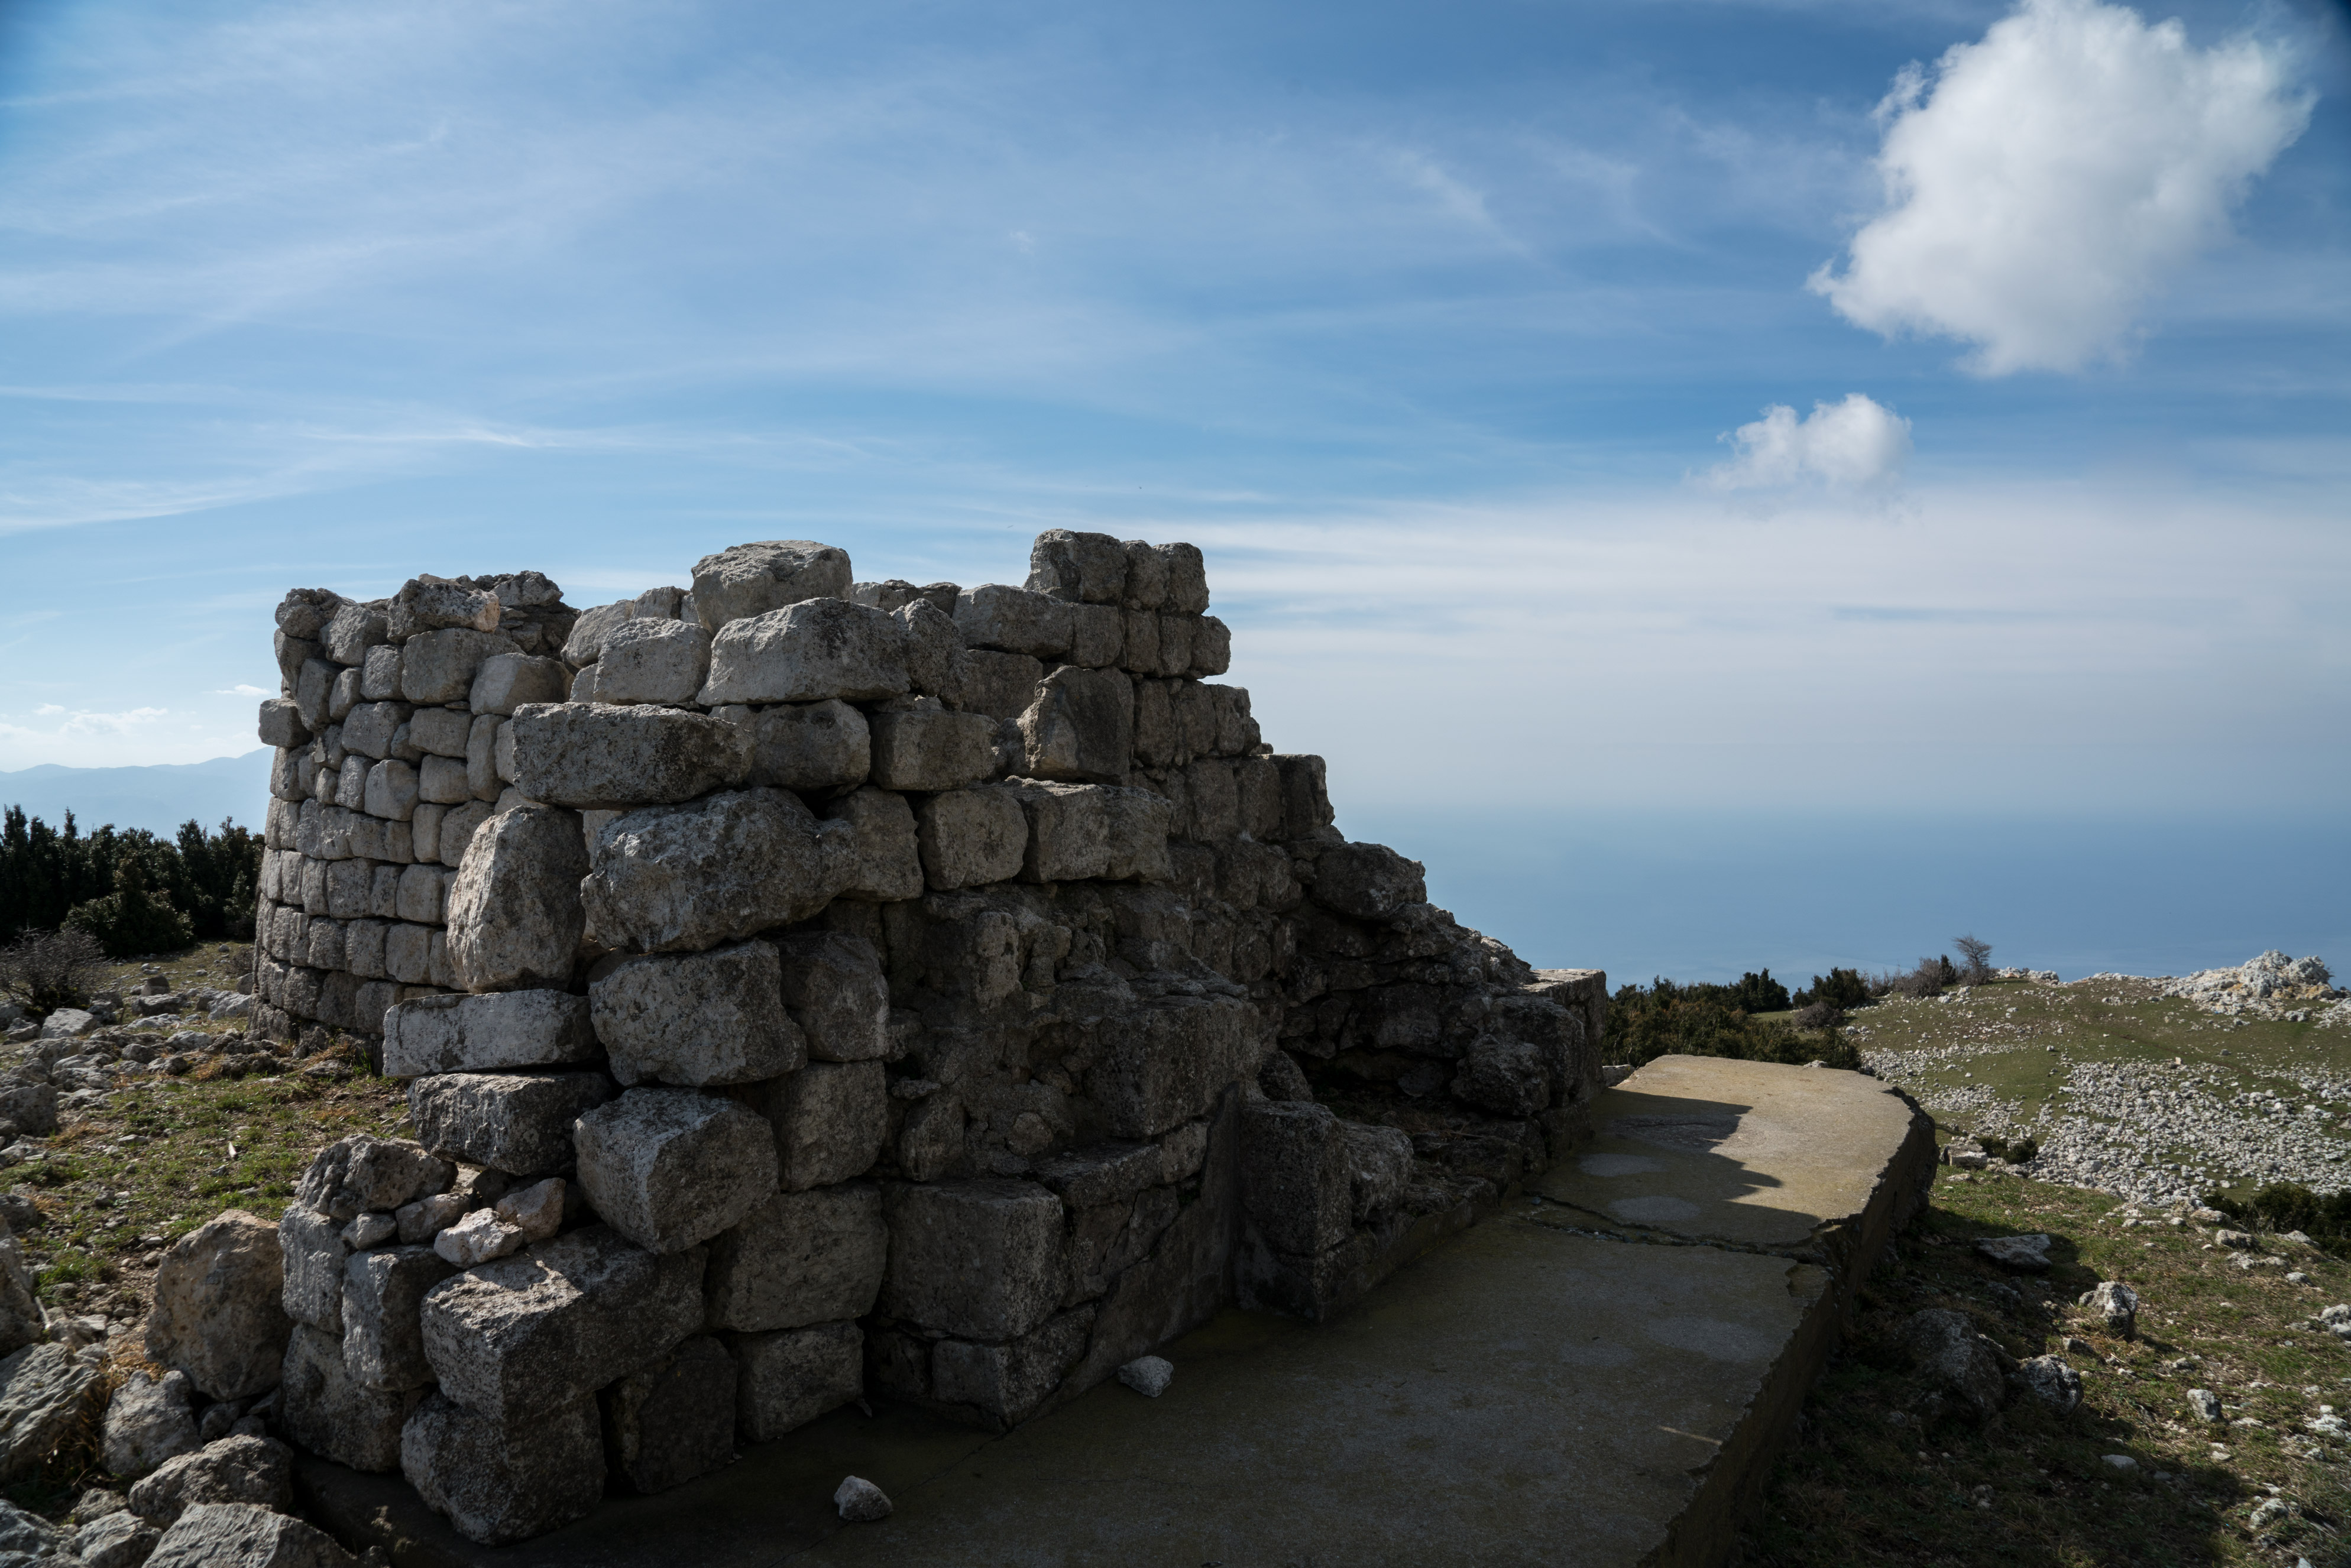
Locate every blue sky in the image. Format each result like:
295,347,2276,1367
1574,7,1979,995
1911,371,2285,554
1,0,2345,971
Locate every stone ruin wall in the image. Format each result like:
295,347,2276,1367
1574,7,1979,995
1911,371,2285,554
233,532,1605,1544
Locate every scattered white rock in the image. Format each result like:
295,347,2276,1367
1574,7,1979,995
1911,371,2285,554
2100,1453,2138,1472
834,1475,892,1522
1974,1235,2052,1272
2187,1388,2222,1421
432,1209,526,1268
1116,1355,1174,1398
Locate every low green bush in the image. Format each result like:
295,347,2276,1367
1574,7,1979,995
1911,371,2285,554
1604,976,1860,1071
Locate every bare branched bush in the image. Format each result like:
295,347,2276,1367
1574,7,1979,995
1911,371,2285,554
1792,1000,1845,1031
0,928,109,1017
1954,934,1994,985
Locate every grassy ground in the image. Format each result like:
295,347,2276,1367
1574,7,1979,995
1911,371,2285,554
9,942,409,1326
1740,981,2351,1568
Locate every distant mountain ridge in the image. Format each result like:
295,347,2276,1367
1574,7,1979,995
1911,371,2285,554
0,751,274,837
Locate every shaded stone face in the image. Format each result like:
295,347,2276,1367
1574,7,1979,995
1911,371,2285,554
690,540,853,632
697,598,908,706
590,941,804,1087
571,1088,779,1255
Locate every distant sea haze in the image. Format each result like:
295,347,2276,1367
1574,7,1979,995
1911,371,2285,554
2,753,2337,988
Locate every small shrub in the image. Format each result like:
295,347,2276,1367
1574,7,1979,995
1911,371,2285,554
1734,969,1791,1014
63,856,193,959
0,928,108,1016
1605,976,1860,1071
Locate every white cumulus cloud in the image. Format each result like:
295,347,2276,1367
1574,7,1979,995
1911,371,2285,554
1706,394,1913,491
1811,0,2312,374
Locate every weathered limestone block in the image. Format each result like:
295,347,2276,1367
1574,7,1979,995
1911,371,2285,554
257,699,309,750
102,1369,199,1480
698,598,909,705
401,1391,605,1547
1018,666,1134,783
1449,1034,1552,1117
1154,614,1194,679
437,798,494,866
730,1321,863,1442
277,1206,349,1334
954,585,1071,659
145,1211,290,1402
384,922,434,985
1026,529,1128,604
879,1178,1066,1341
753,1061,888,1191
895,598,961,695
1089,993,1263,1139
407,1071,615,1174
408,705,471,757
278,1323,425,1473
867,705,998,792
945,647,1044,720
582,789,842,954
70,1507,159,1568
1270,753,1335,840
1239,1100,1352,1257
1119,539,1168,609
390,576,501,640
445,805,588,991
468,653,566,716
401,629,519,706
1066,1187,1178,1300
561,601,634,668
419,1226,705,1420
1189,615,1232,677
915,786,1028,890
395,864,451,925
1306,841,1426,923
931,1307,1093,1428
711,698,869,791
127,1436,296,1526
416,754,471,805
705,1183,887,1333
505,702,751,809
382,990,598,1078
601,1334,736,1495
361,645,402,702
146,1504,354,1567
691,540,853,631
573,1088,779,1254
297,1135,452,1220
776,931,888,1062
595,617,711,706
341,1245,456,1391
0,1342,105,1482
465,714,502,800
1101,787,1174,882
1008,781,1108,882
1066,604,1124,668
1339,1121,1414,1225
823,786,922,902
590,941,804,1087
296,659,336,730
340,701,406,760
1121,613,1162,679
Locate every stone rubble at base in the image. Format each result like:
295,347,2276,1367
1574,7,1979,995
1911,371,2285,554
156,534,1612,1546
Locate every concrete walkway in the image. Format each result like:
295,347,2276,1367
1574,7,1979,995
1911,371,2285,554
300,1057,1934,1568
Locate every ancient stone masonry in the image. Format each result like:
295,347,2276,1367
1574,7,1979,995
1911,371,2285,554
231,533,1606,1544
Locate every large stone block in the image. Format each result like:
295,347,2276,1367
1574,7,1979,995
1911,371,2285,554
257,699,309,750
1101,786,1174,882
144,1211,290,1402
945,648,1044,720
341,1245,456,1391
560,601,634,668
915,786,1028,890
1238,1100,1353,1256
277,1206,349,1334
1008,781,1107,883
753,1061,888,1191
931,1307,1093,1429
730,1321,862,1442
691,540,853,631
438,798,494,866
418,1225,705,1421
711,698,869,791
383,990,598,1077
573,1088,779,1254
445,805,588,991
390,576,500,640
697,598,909,705
1018,666,1134,784
362,760,420,822
468,653,567,717
401,1391,605,1547
279,1323,425,1472
102,1368,199,1480
360,645,402,702
394,863,451,925
417,754,471,806
895,598,961,695
407,705,471,758
601,1334,735,1495
879,1178,1066,1341
776,931,888,1062
705,1182,887,1333
1026,529,1128,604
954,585,1071,659
401,629,518,706
1306,841,1426,923
867,705,997,793
144,1503,354,1568
297,1136,455,1220
590,941,804,1087
822,786,922,902
0,1342,105,1483
295,659,335,730
505,702,751,809
595,617,712,706
1087,993,1262,1139
582,788,842,954
407,1071,616,1174
1119,539,1168,609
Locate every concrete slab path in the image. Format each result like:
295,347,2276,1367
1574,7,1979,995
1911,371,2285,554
300,1057,1934,1568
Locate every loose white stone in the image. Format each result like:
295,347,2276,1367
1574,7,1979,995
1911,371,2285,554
1116,1355,1174,1398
